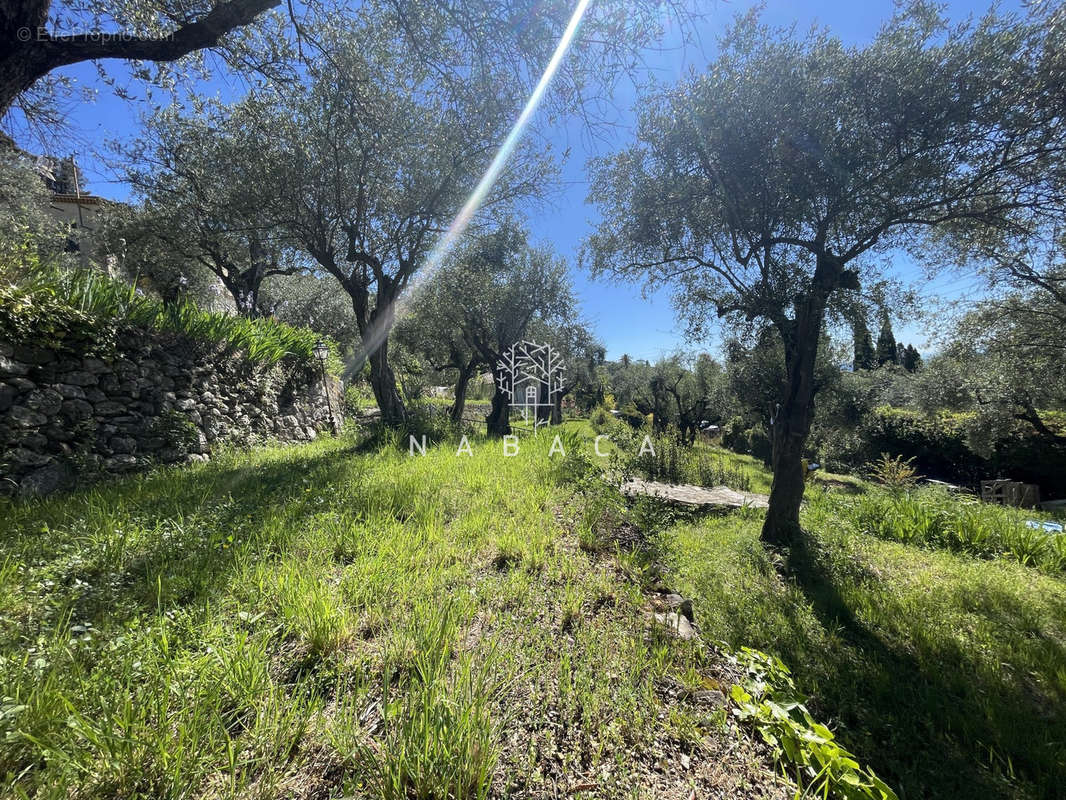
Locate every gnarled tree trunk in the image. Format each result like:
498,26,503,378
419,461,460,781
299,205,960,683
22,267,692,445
449,359,478,424
761,254,848,548
486,382,511,437
367,340,406,427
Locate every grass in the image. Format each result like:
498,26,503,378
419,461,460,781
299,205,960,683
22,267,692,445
3,420,1062,798
0,263,334,368
0,432,783,799
664,482,1066,799
832,486,1066,572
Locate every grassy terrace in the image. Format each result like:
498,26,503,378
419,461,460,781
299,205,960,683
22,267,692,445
0,435,783,799
0,429,1063,798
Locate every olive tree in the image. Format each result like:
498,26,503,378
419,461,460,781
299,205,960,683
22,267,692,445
585,5,1066,546
946,285,1066,447
257,19,553,427
396,222,575,435
123,104,305,316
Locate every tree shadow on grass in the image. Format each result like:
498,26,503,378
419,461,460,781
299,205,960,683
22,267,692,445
782,533,1066,800
3,442,366,630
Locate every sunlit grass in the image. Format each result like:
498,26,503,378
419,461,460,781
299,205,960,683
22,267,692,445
664,470,1066,799
0,433,780,798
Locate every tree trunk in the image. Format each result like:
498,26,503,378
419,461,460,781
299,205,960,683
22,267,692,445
551,387,572,424
0,0,279,116
761,255,842,548
367,339,406,427
536,382,552,427
486,386,511,437
449,359,478,425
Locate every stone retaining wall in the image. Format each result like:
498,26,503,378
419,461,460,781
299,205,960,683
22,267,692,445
0,327,342,496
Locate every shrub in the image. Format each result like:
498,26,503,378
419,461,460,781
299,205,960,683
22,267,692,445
589,406,615,434
617,401,645,429
746,426,772,466
865,453,919,489
344,383,375,416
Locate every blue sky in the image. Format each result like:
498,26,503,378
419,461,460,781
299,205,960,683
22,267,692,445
7,0,1015,361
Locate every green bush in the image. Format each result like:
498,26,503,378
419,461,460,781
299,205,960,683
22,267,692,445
722,416,748,452
343,383,375,416
617,401,646,429
747,426,772,466
589,406,616,434
861,407,1066,497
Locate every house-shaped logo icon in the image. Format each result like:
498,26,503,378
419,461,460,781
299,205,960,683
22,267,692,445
496,340,565,429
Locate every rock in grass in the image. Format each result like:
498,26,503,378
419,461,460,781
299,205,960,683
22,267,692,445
653,611,698,640
652,592,695,623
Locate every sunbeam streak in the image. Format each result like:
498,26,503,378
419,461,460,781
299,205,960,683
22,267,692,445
352,0,594,371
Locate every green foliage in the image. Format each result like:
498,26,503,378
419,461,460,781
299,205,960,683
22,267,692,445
344,383,375,416
729,647,898,800
875,313,898,367
0,264,334,369
864,407,1066,494
147,410,200,455
0,154,69,261
835,487,1066,573
624,429,755,493
589,406,616,434
851,314,876,371
617,401,645,429
670,484,1066,799
864,453,919,489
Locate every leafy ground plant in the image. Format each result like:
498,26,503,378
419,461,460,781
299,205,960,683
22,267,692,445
728,647,897,800
0,263,334,368
834,486,1066,572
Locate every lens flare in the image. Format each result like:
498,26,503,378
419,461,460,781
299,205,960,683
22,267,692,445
352,0,594,369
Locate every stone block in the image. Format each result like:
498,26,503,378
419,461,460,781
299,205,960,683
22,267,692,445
110,436,137,454
94,400,126,416
9,377,35,392
25,389,63,416
19,462,70,496
60,399,94,422
81,357,110,374
55,383,86,399
103,455,138,472
9,407,47,427
12,345,54,365
0,356,30,377
62,371,98,387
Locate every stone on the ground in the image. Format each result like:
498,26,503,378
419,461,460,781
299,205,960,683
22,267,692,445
653,610,698,640
622,478,769,509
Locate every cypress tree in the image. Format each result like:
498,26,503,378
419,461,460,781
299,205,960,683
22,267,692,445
876,313,898,366
902,344,922,372
852,315,876,371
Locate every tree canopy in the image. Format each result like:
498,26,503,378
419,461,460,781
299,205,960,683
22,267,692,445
585,3,1066,545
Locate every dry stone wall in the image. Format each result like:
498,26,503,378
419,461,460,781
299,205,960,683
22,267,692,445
0,327,341,497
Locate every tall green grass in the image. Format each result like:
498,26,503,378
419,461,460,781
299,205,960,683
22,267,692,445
666,506,1066,799
0,264,332,368
0,434,786,798
832,487,1066,573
